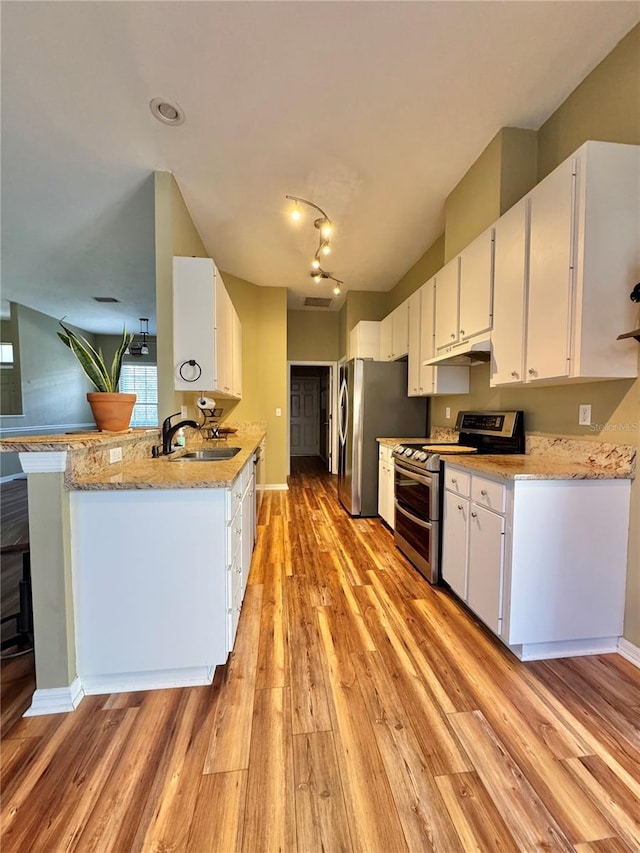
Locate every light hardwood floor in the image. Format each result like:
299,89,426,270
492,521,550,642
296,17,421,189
1,457,639,851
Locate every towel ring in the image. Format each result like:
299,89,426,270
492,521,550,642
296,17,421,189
178,359,202,382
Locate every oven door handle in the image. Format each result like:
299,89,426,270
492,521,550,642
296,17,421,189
395,501,433,530
394,464,435,488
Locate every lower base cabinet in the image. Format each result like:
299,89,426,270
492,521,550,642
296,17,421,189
71,455,257,691
442,462,630,660
378,444,395,528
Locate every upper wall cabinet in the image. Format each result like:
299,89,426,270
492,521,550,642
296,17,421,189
173,257,242,398
408,280,469,397
350,320,380,361
434,228,494,353
380,298,409,361
491,141,639,387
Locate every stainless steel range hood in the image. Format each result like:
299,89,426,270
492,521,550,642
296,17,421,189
424,335,491,367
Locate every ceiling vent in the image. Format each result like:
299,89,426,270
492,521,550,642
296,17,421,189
304,296,333,308
93,296,120,303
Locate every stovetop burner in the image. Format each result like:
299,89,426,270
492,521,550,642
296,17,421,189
392,411,524,471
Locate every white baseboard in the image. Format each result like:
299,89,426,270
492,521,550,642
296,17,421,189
513,636,619,661
24,677,85,716
262,484,289,491
81,665,216,696
617,638,640,669
0,473,27,484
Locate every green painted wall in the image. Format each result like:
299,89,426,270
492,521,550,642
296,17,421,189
223,274,289,486
387,235,445,311
537,23,640,180
288,310,339,362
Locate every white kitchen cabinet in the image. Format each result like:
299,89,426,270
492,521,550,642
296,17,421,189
232,308,243,398
378,444,395,528
492,141,639,387
435,230,494,354
408,281,469,396
467,504,505,634
71,455,257,692
458,228,494,342
442,462,631,660
490,198,529,385
173,257,242,398
350,321,380,360
380,299,410,361
441,489,469,599
434,258,460,351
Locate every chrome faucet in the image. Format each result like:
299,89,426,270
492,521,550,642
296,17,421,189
160,412,199,455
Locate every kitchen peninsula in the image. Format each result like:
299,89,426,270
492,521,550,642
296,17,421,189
0,424,265,715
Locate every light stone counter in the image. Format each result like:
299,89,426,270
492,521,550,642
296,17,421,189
69,432,265,490
442,453,633,481
0,425,266,490
377,437,430,448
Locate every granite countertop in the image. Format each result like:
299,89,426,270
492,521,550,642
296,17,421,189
377,437,430,448
0,428,159,453
69,431,265,490
442,453,633,481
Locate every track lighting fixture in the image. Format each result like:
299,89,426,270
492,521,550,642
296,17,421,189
285,194,345,295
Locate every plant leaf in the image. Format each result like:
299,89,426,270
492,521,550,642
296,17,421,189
59,320,113,392
110,326,134,391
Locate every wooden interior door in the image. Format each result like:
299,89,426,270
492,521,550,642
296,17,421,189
290,378,320,456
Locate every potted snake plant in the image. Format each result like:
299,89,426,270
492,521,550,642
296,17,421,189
58,320,136,432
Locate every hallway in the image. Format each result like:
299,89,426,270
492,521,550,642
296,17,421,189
1,459,639,851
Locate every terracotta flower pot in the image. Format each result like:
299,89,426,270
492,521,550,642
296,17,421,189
87,392,136,432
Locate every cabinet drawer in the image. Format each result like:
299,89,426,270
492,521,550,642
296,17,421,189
471,476,506,513
445,468,470,496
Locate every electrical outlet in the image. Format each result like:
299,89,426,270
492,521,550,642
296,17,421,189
276,407,282,417
445,407,451,419
578,404,591,426
109,447,122,463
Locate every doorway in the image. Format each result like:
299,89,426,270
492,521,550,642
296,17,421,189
288,362,337,474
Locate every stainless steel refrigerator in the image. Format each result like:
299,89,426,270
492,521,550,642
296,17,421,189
337,359,428,516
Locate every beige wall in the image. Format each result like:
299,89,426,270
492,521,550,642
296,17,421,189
431,25,640,645
288,310,339,362
223,274,289,486
387,235,445,311
537,23,640,180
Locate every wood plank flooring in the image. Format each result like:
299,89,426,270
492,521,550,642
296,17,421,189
1,457,639,851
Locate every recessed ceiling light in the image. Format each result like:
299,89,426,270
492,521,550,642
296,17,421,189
149,97,185,126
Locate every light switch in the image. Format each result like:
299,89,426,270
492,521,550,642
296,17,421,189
445,407,451,419
109,447,122,463
276,407,282,417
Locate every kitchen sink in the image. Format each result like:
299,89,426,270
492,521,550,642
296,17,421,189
171,447,242,461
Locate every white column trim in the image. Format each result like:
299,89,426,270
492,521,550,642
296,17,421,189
19,451,67,473
618,638,640,669
24,677,85,716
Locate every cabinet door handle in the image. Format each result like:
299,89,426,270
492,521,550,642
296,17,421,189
451,478,457,484
460,329,465,336
471,511,477,518
511,371,519,378
480,489,487,496
450,333,456,339
528,368,537,376
457,504,464,511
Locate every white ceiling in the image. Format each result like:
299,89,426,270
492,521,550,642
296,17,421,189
2,1,638,333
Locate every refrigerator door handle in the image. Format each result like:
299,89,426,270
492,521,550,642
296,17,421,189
338,378,348,446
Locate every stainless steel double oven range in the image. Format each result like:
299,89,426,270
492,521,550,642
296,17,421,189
392,411,524,584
